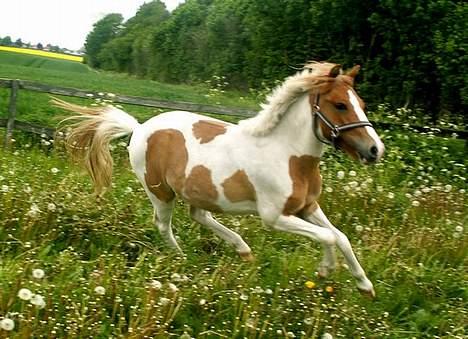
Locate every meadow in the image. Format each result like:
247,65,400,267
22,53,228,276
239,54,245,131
0,51,467,338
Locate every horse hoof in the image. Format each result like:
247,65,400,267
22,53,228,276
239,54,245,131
239,252,255,262
358,287,376,299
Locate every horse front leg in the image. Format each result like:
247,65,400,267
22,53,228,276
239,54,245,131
303,204,375,297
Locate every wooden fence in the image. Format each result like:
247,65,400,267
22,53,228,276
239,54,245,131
0,77,466,148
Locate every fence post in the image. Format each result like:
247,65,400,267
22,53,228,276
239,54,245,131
3,79,19,148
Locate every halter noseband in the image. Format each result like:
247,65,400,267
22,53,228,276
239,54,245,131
312,93,373,148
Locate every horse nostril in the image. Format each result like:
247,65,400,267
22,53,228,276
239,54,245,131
370,145,379,157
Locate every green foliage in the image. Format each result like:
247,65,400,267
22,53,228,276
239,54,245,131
84,13,124,68
83,0,466,124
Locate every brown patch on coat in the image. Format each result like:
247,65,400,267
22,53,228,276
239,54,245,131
222,170,256,203
192,120,228,144
283,155,322,216
184,165,222,212
145,129,188,202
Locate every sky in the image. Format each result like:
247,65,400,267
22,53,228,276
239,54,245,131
0,0,185,51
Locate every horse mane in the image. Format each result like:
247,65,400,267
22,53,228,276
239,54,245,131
240,62,340,136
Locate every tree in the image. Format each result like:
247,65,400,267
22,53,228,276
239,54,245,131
0,36,12,46
85,13,124,68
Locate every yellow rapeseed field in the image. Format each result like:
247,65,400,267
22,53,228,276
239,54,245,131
0,46,83,62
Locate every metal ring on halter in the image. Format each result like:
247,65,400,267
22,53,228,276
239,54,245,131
312,94,373,148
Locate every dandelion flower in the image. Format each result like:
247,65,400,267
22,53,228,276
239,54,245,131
325,286,334,293
150,280,162,290
337,171,345,180
18,288,33,300
27,204,41,218
159,297,170,306
0,318,15,331
168,283,178,293
304,317,313,325
94,286,106,295
305,281,316,289
30,294,46,308
32,269,45,279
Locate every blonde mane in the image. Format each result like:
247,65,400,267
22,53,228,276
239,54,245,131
240,62,340,136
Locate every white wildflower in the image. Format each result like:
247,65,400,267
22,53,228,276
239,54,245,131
239,293,248,301
168,283,179,293
50,167,60,174
387,192,395,199
159,297,170,306
24,186,32,193
349,170,356,177
455,226,463,233
199,299,206,305
322,333,333,339
337,171,345,180
349,181,359,188
304,317,313,325
47,203,56,212
30,294,46,308
264,288,273,295
411,200,420,207
325,187,333,193
18,288,33,300
444,184,452,192
1,185,9,193
32,269,45,279
0,318,15,331
27,204,41,218
355,225,364,232
150,280,162,290
94,286,106,295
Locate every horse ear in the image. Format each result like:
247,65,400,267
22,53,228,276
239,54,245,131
329,64,341,78
346,65,361,78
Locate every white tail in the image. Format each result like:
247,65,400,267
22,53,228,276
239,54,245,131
53,98,140,195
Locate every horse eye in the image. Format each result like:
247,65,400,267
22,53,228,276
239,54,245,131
334,103,347,111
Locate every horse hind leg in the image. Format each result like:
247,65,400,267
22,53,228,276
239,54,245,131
144,189,183,254
189,206,254,261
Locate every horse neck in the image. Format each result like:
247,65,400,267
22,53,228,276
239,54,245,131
271,93,324,158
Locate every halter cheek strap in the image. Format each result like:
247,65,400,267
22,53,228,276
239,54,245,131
312,93,373,148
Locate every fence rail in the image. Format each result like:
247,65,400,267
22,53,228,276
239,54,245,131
0,77,466,148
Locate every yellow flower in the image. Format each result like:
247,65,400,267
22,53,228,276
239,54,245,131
305,281,316,289
325,286,334,293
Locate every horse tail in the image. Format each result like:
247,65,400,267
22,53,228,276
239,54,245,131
53,98,140,195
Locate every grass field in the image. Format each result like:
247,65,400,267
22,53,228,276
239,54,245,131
0,50,258,127
0,51,467,338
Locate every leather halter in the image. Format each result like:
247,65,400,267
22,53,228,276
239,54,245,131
312,93,373,148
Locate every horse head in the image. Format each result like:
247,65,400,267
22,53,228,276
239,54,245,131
310,64,385,164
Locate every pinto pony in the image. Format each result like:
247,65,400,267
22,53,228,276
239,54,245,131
54,62,384,297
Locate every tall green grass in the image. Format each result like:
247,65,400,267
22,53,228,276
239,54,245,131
0,129,465,338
